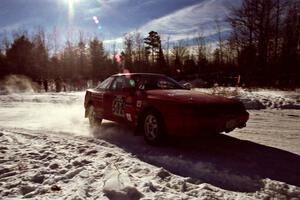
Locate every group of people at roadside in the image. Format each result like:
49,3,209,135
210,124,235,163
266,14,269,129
37,77,66,93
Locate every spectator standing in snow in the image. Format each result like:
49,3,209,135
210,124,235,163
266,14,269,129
43,79,48,92
55,77,62,92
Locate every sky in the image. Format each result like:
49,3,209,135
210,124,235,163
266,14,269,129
0,0,240,47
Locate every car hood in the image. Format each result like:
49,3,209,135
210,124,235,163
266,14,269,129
146,89,244,109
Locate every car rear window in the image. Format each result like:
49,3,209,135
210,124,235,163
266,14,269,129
95,77,114,90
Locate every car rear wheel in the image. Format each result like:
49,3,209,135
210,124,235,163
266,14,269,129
88,105,102,127
143,111,165,145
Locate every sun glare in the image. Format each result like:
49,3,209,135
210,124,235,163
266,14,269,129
64,0,80,21
68,0,75,20
61,0,102,30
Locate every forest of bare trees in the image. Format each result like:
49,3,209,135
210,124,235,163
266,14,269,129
0,0,299,90
228,0,300,87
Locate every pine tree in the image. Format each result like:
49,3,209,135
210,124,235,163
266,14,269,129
6,35,34,78
144,31,161,64
89,37,107,80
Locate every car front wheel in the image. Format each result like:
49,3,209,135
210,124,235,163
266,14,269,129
88,105,102,127
143,111,165,145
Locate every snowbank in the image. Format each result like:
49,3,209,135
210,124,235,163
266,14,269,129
195,87,300,110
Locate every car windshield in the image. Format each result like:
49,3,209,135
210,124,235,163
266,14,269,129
132,74,184,90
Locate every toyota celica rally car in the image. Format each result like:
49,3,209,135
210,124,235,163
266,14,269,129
84,73,249,144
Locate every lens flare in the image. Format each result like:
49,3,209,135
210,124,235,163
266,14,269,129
93,16,100,24
114,54,122,64
68,0,75,21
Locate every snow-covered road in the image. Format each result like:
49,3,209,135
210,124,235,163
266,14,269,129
0,91,300,199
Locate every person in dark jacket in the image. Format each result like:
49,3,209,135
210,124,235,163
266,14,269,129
43,79,48,92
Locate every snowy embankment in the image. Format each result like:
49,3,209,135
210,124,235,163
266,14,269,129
0,90,300,199
196,87,300,110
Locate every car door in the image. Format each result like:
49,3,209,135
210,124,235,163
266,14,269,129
103,76,134,123
93,77,114,118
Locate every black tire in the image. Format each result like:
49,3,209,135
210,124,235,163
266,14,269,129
142,110,165,145
87,105,102,127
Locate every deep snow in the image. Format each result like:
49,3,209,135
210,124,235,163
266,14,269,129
0,89,300,199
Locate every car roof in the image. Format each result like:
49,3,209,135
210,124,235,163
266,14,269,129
111,73,166,78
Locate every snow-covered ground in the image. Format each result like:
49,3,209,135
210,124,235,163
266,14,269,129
0,90,300,199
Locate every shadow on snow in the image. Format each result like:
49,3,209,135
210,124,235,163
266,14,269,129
91,121,300,193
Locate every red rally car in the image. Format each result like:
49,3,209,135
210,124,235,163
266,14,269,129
84,73,249,144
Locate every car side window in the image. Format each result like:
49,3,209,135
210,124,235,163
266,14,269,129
111,76,136,91
111,77,124,91
95,77,113,90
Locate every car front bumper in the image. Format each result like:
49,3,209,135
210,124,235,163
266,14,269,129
169,111,249,136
